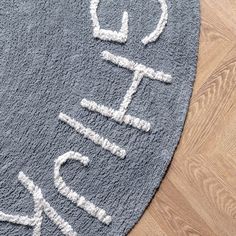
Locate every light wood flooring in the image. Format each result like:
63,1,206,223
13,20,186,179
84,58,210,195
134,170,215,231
129,1,236,235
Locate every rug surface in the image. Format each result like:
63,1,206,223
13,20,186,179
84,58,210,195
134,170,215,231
0,0,200,235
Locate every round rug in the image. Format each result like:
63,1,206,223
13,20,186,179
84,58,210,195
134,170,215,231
0,0,200,235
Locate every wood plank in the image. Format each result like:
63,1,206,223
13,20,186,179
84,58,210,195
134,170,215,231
129,0,236,235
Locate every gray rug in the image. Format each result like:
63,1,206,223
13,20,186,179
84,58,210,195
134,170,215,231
0,0,200,235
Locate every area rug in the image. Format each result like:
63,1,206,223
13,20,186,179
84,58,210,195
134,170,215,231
0,0,200,235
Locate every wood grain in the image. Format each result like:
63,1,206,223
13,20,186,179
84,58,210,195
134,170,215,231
129,1,236,235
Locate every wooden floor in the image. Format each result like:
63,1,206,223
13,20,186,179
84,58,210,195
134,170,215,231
129,1,236,235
